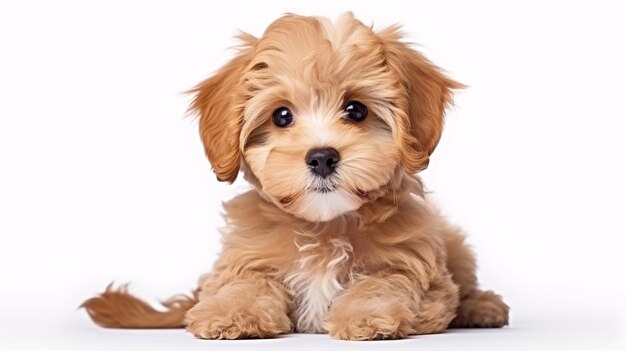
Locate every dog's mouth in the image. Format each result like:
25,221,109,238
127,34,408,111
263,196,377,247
278,183,373,210
308,185,337,193
307,175,340,194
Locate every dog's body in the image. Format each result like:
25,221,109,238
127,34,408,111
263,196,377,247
83,13,509,340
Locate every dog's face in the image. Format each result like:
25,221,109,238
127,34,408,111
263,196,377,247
191,13,460,222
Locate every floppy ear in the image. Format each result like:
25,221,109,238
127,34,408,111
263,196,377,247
379,26,464,173
188,34,256,183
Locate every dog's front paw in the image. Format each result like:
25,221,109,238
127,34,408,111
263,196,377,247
184,297,291,339
325,298,414,340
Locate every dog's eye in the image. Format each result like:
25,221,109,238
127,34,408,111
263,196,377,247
344,101,368,122
272,107,293,128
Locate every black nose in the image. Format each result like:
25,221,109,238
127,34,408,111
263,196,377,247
305,147,340,178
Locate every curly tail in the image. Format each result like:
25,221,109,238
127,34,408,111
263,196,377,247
81,283,198,328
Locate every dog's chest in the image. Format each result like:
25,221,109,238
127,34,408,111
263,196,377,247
284,236,355,333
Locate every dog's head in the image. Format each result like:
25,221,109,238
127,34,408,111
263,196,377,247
190,13,461,222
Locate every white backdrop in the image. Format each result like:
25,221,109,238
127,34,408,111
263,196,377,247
1,1,625,350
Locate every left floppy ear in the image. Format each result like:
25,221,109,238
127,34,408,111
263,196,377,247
188,33,257,183
378,26,464,173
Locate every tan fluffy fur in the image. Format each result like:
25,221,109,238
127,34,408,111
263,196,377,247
83,13,509,340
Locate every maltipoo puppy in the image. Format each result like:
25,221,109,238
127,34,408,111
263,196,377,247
83,12,509,340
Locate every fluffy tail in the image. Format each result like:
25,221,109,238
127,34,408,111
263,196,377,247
81,283,198,328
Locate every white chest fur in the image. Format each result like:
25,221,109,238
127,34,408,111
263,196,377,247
284,236,354,333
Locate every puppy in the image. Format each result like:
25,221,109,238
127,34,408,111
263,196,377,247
82,13,509,340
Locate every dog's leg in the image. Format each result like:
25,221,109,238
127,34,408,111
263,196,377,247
443,226,509,328
184,272,292,339
325,270,458,340
450,289,509,328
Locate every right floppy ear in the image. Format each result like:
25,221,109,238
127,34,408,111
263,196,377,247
188,34,256,183
378,25,463,173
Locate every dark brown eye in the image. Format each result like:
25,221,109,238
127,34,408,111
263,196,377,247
344,101,368,122
272,107,293,127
